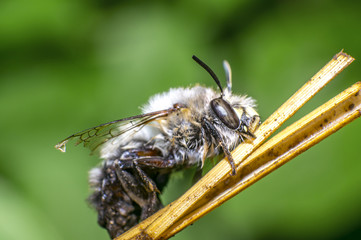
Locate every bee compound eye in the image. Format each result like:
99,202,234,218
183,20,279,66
210,98,240,130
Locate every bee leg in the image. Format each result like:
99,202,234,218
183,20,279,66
117,157,177,193
134,157,178,169
133,164,160,193
114,165,150,208
132,157,175,193
132,157,178,193
114,160,163,221
132,157,180,219
132,165,164,220
202,118,236,176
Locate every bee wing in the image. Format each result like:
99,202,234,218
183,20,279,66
55,107,180,154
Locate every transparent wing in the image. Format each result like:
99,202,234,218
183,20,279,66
55,107,181,154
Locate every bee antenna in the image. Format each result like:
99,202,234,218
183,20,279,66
223,60,232,93
192,55,224,96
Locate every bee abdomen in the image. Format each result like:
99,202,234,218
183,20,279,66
88,155,171,239
88,162,140,238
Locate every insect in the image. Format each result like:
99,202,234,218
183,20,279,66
55,56,260,238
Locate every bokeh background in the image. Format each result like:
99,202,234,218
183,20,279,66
1,0,361,239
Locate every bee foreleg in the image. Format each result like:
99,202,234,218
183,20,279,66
202,118,236,176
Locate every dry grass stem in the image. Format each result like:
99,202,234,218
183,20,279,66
164,81,361,239
117,51,356,240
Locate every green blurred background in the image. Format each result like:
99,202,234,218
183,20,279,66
1,0,361,239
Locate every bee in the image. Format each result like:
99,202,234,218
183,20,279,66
55,56,260,238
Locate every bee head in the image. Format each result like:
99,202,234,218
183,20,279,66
192,55,259,139
192,55,240,128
